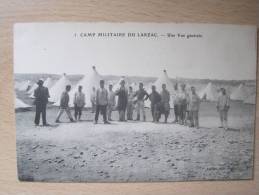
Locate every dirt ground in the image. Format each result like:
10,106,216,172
16,101,255,182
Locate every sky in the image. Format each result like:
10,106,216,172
14,23,257,80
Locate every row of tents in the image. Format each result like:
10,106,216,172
198,82,256,104
14,67,256,109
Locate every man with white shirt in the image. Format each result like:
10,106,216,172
107,84,116,121
73,85,85,121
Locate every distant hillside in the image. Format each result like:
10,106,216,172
14,73,256,88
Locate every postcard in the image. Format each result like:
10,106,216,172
14,23,257,182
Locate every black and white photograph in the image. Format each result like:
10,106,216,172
14,23,257,182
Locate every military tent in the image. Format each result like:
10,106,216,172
230,84,248,101
49,74,71,103
198,82,218,101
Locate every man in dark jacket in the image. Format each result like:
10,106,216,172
55,85,74,123
33,79,50,126
115,80,128,121
149,85,161,122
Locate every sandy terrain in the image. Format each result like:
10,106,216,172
16,101,255,182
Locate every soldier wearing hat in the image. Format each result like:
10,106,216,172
127,86,135,120
95,80,110,124
134,82,149,121
160,83,170,123
73,85,85,121
107,83,116,121
115,79,128,121
149,85,162,122
178,83,188,125
33,79,50,126
55,85,74,123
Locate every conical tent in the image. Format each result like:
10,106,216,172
15,97,31,109
230,84,248,101
43,77,55,89
145,70,175,107
244,93,256,104
153,70,174,93
27,83,38,95
18,80,31,91
69,66,103,107
198,82,218,101
49,74,72,103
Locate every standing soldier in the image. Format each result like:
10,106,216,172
189,86,200,128
73,85,85,121
178,83,188,125
217,88,230,130
149,85,161,122
107,84,116,121
95,80,110,124
115,80,128,121
90,87,96,113
55,85,74,123
160,84,170,123
185,89,191,126
134,83,149,121
33,79,50,126
172,83,180,123
127,86,135,120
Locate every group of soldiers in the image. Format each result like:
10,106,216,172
33,78,230,130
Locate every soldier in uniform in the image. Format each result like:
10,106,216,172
73,85,85,121
55,85,74,123
107,84,116,121
160,84,170,123
217,88,230,130
149,85,161,122
189,86,200,128
178,83,188,125
95,80,110,124
127,86,135,120
115,80,128,121
134,83,149,121
33,79,50,126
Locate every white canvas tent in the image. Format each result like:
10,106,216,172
230,84,248,101
15,97,31,109
43,77,55,89
27,83,38,95
68,66,103,107
244,93,256,104
153,70,174,92
49,74,72,103
198,82,218,101
145,69,175,107
18,80,31,91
